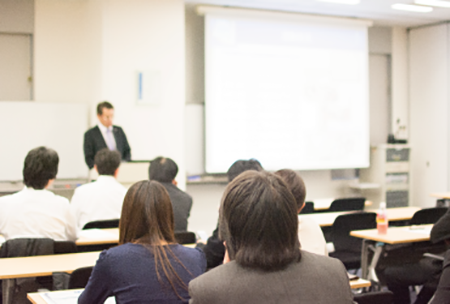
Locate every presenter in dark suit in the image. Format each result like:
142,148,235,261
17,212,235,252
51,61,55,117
83,102,131,169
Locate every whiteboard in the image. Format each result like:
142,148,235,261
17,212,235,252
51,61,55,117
0,102,88,181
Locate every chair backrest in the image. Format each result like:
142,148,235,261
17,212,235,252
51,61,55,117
174,231,196,244
299,202,315,214
54,241,78,254
410,207,448,225
328,197,365,212
82,219,120,230
353,291,393,304
0,238,54,258
68,266,93,289
332,212,377,252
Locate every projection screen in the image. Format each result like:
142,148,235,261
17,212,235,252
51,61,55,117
199,6,372,173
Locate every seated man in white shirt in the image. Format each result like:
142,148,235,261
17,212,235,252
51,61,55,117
275,169,328,256
71,148,127,230
0,146,77,241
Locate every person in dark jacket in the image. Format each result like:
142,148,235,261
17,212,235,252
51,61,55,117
385,208,450,304
196,159,263,269
149,156,193,231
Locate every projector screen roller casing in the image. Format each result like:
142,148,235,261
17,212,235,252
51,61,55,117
204,9,370,173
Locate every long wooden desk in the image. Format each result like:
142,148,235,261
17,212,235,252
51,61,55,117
28,278,371,303
76,228,119,246
299,206,421,227
313,198,372,211
350,225,432,282
430,192,450,199
0,251,101,304
0,251,101,280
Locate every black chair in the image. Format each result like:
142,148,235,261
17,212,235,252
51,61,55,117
409,207,448,225
54,241,78,254
82,219,120,230
329,212,377,270
0,238,55,304
328,197,366,212
299,202,315,214
353,291,394,304
174,231,196,244
68,267,93,289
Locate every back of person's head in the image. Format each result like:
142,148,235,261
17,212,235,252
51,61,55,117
149,157,178,183
226,159,263,182
23,147,59,190
97,101,114,115
119,180,189,300
219,170,301,271
275,169,306,211
119,180,175,245
94,149,121,176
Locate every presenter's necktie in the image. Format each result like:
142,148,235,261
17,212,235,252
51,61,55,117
106,128,115,151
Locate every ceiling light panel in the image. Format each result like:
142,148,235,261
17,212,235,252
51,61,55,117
392,3,434,12
415,0,450,8
316,0,360,5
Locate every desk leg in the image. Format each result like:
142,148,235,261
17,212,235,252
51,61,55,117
2,278,15,304
367,243,383,283
361,239,370,279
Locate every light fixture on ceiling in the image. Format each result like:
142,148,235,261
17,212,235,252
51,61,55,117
316,0,360,5
414,0,450,8
392,3,434,12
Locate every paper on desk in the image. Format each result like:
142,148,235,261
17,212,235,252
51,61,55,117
42,290,116,304
78,229,117,240
408,226,432,235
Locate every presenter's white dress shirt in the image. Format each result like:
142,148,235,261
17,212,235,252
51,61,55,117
70,175,127,230
0,187,78,241
298,216,328,256
98,123,117,151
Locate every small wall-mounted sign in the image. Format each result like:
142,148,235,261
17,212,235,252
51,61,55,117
136,70,161,105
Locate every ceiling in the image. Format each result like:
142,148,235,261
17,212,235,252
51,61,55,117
185,0,450,27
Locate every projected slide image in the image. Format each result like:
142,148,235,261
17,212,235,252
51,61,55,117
205,15,369,172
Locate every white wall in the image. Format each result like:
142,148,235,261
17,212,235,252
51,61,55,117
33,0,187,186
391,27,409,140
34,0,100,104
100,0,186,187
409,23,450,207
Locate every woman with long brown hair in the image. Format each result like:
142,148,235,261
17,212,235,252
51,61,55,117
79,180,206,303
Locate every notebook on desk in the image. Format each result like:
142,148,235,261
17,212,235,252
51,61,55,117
39,290,115,304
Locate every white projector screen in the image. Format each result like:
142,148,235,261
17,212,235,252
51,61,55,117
202,7,371,173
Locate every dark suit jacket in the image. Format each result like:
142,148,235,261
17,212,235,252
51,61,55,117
160,182,193,232
430,249,450,304
83,125,131,169
189,250,356,304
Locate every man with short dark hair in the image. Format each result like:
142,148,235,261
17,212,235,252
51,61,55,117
71,149,127,230
198,159,264,269
83,101,131,169
149,157,193,231
0,147,77,241
189,171,354,304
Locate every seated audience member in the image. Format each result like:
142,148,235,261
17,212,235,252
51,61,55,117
149,156,193,231
430,249,450,304
189,171,355,304
275,169,327,256
384,208,450,304
79,180,206,304
71,149,126,230
197,159,263,269
0,147,77,241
